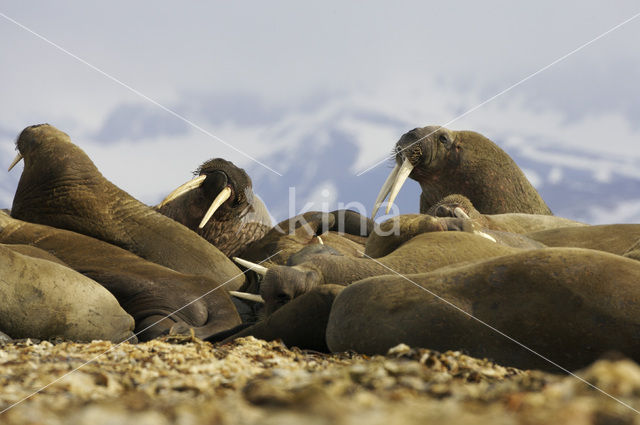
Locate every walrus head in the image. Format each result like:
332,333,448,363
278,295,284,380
372,126,459,217
372,125,552,217
9,124,77,173
159,158,253,227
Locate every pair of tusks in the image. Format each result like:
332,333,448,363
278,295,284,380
159,175,232,229
7,153,23,172
371,159,496,243
372,158,414,218
230,256,269,303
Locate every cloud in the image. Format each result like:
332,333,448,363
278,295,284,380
1,2,639,224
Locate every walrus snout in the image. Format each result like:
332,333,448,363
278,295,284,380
259,265,321,315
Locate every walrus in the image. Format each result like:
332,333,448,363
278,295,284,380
239,211,369,268
426,194,585,234
208,285,345,352
241,226,525,314
0,211,241,341
325,247,640,371
232,211,371,300
0,244,135,342
525,224,640,256
372,126,552,217
8,124,245,291
156,158,273,257
363,213,543,258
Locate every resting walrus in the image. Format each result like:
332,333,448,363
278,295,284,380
0,244,135,342
8,124,244,290
219,247,640,369
241,224,524,314
0,211,241,341
372,126,552,217
157,158,273,257
326,247,640,371
427,194,585,234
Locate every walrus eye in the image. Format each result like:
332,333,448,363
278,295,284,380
439,134,449,144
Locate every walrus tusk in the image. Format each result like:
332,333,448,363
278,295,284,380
474,231,497,243
453,207,470,219
385,158,414,214
372,162,400,218
229,291,265,303
199,186,232,229
158,175,207,207
7,153,23,172
317,236,324,245
233,257,268,276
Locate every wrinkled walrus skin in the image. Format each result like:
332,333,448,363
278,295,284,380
240,211,370,267
526,224,640,256
428,194,586,234
9,124,244,291
376,126,552,216
157,158,273,258
326,248,640,371
0,244,135,342
259,230,524,314
0,211,241,341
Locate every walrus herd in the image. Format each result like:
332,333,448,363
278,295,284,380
2,123,640,372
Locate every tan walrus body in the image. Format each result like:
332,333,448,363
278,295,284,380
0,244,135,342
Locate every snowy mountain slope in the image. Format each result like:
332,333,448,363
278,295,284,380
1,93,638,225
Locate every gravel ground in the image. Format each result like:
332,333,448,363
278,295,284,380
1,335,639,425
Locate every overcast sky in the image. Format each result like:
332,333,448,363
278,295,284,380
1,2,639,219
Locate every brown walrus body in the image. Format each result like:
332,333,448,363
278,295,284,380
0,244,135,342
326,248,640,371
526,224,640,256
258,228,523,314
372,126,551,217
427,194,584,234
0,211,241,340
8,124,244,291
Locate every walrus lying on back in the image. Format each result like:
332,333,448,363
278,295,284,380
372,126,552,217
8,124,245,291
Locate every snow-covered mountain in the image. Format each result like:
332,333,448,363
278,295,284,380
247,110,640,224
1,92,639,225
